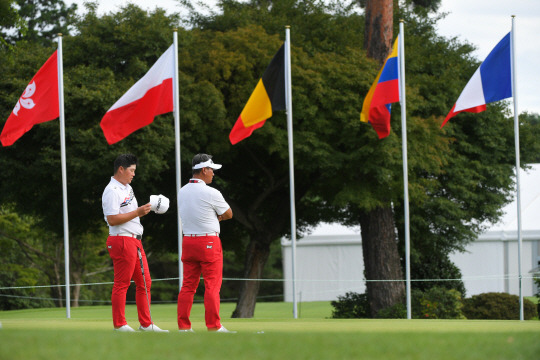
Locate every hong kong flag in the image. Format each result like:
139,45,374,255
1,51,59,146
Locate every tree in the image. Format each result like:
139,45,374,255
0,205,60,309
0,0,19,47
0,4,183,306
180,0,371,317
2,0,538,318
353,0,449,315
1,0,78,46
363,0,393,63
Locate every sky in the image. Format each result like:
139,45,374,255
67,0,540,114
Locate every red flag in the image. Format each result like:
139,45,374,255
1,51,59,146
101,45,174,144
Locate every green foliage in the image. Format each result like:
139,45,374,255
410,252,466,296
462,292,538,320
535,275,540,316
0,0,17,27
411,287,464,319
330,292,370,318
376,287,464,319
182,0,364,53
334,287,464,319
376,302,407,319
0,205,55,309
1,0,78,46
520,112,540,164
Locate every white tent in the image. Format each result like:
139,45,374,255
282,165,540,302
449,164,540,297
281,223,364,302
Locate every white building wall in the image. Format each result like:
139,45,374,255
282,234,365,302
282,226,538,302
449,237,537,296
449,239,506,295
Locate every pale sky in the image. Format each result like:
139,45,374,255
68,0,540,114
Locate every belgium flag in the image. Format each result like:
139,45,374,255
229,44,286,144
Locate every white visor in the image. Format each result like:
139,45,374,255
192,159,222,170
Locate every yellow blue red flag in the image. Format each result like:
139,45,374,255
361,36,400,139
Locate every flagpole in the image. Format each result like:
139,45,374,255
173,29,183,291
57,34,70,319
398,21,411,320
510,16,523,321
285,26,298,319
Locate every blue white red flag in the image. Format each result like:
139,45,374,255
442,32,511,126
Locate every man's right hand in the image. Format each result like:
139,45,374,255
107,203,153,226
137,203,152,217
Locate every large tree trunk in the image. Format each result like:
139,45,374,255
359,205,405,316
364,0,394,64
231,238,271,318
360,0,403,318
53,260,64,307
71,272,81,307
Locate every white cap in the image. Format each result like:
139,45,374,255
192,159,222,170
150,194,169,214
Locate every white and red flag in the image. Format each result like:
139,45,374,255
101,45,174,144
1,51,59,146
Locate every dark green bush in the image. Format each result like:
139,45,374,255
535,276,540,317
331,292,370,318
411,253,467,297
376,287,464,319
332,288,465,319
411,287,464,319
376,302,407,319
462,292,538,320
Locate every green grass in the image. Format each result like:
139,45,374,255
1,302,539,359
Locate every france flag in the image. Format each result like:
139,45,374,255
442,32,511,127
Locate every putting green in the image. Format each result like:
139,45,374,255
1,302,539,360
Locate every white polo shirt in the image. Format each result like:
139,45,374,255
178,179,230,235
102,177,143,235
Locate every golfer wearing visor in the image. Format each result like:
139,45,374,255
177,153,234,333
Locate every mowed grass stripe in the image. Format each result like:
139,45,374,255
1,302,539,360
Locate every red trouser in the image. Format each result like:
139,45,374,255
107,235,152,328
177,235,223,330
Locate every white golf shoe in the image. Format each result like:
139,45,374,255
178,328,195,333
114,325,136,332
139,324,169,332
215,325,236,333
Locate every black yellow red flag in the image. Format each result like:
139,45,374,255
229,44,285,144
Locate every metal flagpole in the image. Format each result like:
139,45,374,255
398,21,411,320
57,34,70,318
173,29,183,291
285,26,298,319
510,16,523,321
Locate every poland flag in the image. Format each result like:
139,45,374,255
101,45,174,144
442,32,512,127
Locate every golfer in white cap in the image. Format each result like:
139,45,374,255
177,153,235,333
102,154,168,332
